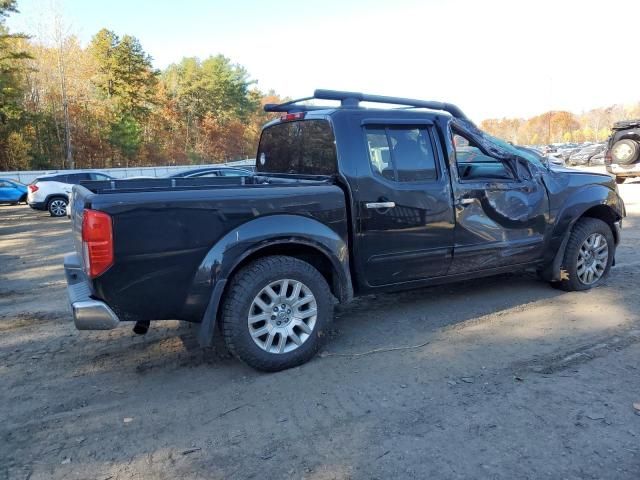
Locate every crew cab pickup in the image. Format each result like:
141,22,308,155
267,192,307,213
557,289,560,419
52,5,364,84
64,89,625,371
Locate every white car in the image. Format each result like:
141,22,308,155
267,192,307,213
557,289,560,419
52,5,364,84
27,171,112,217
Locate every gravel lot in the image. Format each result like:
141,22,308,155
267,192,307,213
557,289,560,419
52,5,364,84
1,178,640,480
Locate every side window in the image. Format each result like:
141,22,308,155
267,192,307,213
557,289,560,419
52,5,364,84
453,134,493,164
453,131,514,181
220,169,249,177
68,173,91,183
0,180,12,187
365,126,438,182
365,129,394,181
90,173,110,181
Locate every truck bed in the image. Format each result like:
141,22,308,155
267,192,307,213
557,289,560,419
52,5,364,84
80,173,333,194
70,174,348,324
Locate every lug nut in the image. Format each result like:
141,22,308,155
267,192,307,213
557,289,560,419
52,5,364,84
277,321,281,326
286,309,291,314
281,304,286,309
271,315,276,320
273,306,279,312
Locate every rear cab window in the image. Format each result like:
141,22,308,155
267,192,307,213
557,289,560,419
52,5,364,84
256,119,337,176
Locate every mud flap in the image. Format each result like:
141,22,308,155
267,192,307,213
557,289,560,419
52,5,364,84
541,228,572,282
196,279,227,348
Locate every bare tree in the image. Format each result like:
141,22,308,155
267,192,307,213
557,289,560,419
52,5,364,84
52,2,73,169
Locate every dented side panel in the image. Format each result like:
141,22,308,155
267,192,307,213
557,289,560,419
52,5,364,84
448,178,550,274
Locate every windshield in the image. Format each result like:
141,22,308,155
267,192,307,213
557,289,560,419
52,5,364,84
453,119,545,168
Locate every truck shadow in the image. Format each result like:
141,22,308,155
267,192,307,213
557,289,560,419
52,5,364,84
65,270,566,376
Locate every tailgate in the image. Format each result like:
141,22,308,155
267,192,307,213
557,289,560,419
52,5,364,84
69,185,94,269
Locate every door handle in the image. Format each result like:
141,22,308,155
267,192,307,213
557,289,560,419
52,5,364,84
455,198,474,206
366,201,396,209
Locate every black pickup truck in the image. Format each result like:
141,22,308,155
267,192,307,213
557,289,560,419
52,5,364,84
64,89,625,371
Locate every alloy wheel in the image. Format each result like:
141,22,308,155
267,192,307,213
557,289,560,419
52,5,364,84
247,278,318,354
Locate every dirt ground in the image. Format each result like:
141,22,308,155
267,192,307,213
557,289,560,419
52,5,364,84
1,177,640,480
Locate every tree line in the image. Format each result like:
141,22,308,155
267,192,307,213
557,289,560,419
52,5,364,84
2,1,639,171
0,0,281,171
480,103,640,147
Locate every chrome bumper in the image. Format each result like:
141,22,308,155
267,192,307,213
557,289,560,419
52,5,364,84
64,252,119,330
607,163,640,176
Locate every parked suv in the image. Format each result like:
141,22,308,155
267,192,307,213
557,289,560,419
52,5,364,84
605,119,640,183
28,171,112,217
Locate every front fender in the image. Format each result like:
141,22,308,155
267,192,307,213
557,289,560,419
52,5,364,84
186,214,351,345
541,184,624,279
550,185,623,242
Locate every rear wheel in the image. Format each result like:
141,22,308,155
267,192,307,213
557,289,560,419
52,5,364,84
221,255,333,372
556,218,614,291
48,197,67,217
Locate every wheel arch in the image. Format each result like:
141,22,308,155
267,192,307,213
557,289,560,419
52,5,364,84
192,214,353,347
228,241,352,304
541,196,622,282
45,193,69,206
580,204,621,245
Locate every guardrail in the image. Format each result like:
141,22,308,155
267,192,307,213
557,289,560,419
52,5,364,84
1,159,256,184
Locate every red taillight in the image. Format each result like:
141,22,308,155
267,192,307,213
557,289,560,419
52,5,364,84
28,184,39,193
280,112,306,122
82,209,113,278
605,151,613,165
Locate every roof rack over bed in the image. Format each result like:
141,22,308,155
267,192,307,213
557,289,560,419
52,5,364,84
264,89,472,122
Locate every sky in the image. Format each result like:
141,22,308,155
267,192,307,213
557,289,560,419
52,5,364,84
7,0,640,122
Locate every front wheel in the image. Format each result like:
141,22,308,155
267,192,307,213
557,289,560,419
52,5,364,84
221,255,334,372
555,218,614,291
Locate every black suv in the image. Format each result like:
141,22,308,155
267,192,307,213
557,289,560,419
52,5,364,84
605,119,640,183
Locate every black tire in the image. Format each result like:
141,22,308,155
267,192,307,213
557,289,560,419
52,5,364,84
47,197,67,217
19,194,27,204
615,177,626,185
221,255,334,372
611,139,640,165
555,218,614,291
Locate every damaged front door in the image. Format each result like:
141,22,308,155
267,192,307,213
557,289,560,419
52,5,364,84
448,130,549,274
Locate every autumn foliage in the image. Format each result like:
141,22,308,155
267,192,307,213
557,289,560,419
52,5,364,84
480,104,640,146
0,2,282,171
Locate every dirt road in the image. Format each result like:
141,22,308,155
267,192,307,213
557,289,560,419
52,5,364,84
1,181,639,479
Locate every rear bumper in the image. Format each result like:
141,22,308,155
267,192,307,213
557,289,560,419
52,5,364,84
607,163,640,177
28,201,46,210
64,252,119,330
